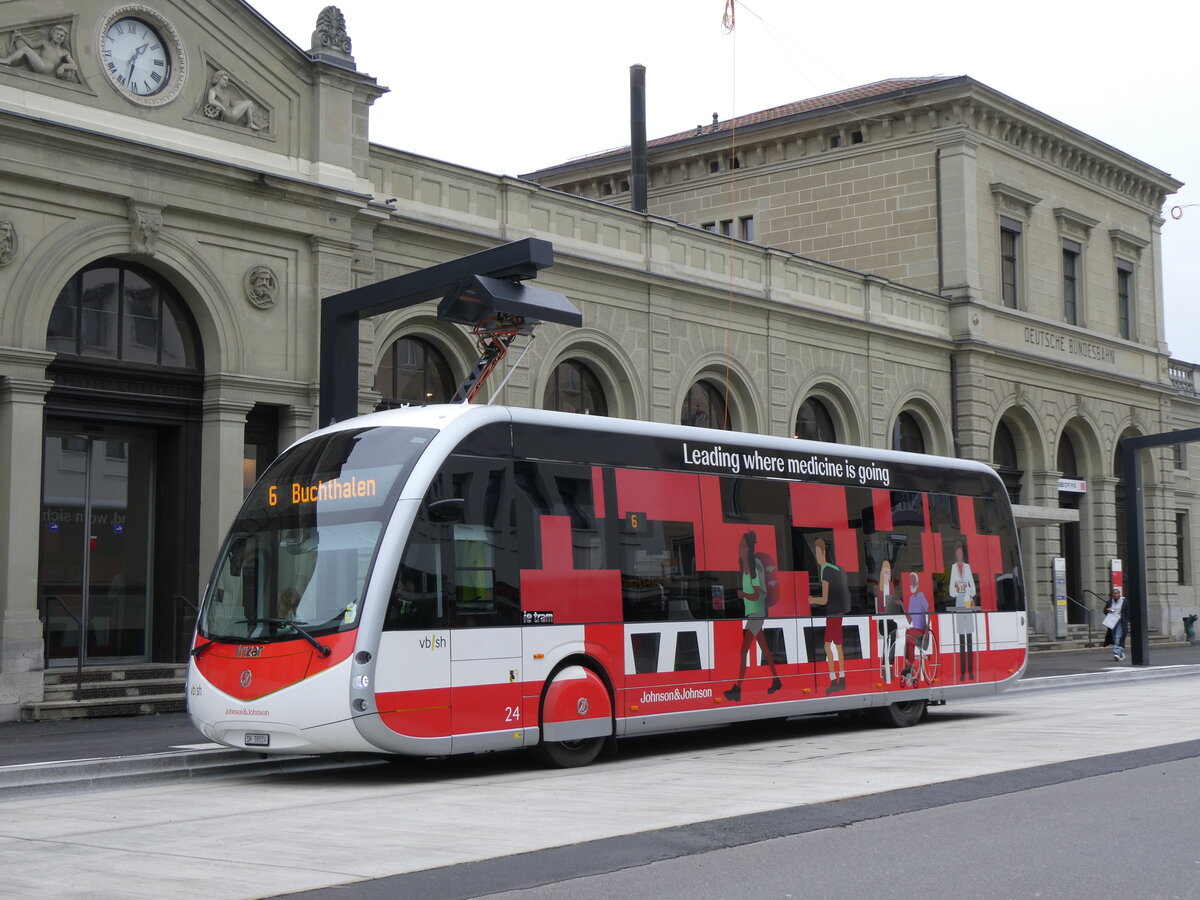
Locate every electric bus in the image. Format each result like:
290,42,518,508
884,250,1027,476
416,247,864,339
188,404,1027,767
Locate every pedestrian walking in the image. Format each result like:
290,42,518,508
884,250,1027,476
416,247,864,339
1104,586,1129,661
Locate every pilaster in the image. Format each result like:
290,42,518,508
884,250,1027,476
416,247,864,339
935,134,982,302
0,371,53,720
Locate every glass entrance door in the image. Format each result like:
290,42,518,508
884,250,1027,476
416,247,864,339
39,427,155,665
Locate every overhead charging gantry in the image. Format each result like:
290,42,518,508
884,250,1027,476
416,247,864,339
318,238,581,426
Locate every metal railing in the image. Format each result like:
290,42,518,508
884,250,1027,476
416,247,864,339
38,595,83,701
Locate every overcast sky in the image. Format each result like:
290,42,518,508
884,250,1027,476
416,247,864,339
251,0,1200,364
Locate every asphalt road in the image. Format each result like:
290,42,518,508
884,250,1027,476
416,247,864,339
473,749,1200,900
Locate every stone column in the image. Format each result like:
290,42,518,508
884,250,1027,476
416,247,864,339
1091,475,1119,589
281,403,317,451
198,396,253,600
0,371,53,721
1026,469,1065,635
1149,214,1168,353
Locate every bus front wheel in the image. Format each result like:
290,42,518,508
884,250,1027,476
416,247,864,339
875,699,927,728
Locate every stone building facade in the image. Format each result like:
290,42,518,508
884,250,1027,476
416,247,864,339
525,75,1198,646
0,4,1195,720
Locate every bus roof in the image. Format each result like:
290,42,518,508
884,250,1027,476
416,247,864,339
304,403,999,481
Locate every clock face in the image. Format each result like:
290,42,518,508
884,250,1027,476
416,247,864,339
96,7,186,106
101,16,171,98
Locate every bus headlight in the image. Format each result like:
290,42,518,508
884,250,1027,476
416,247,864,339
353,674,370,689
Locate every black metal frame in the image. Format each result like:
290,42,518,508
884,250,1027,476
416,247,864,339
319,239,580,426
1121,426,1200,665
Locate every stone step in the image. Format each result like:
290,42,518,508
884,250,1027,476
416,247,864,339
23,664,189,722
42,664,187,686
19,693,186,722
41,677,187,704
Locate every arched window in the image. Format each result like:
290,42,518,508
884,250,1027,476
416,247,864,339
795,397,837,442
543,359,608,416
47,262,199,368
374,336,454,408
891,411,926,454
681,380,731,430
993,421,1022,505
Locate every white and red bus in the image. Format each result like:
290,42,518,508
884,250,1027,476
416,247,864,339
188,404,1027,766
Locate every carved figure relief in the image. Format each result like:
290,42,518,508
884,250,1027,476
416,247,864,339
0,23,80,82
205,69,263,131
311,6,354,62
0,215,17,266
245,265,279,309
130,205,163,256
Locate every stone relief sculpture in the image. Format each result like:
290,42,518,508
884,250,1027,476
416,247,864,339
245,265,279,309
311,6,354,63
204,70,263,131
130,205,163,256
0,23,80,82
0,215,17,266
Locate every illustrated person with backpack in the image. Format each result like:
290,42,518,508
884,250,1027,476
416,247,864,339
809,537,850,694
723,530,782,702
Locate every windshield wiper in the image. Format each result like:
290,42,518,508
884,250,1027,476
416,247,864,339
237,618,332,657
190,640,215,659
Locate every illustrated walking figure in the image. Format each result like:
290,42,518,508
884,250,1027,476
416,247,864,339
1105,586,1129,661
809,537,849,694
950,543,976,680
723,531,781,702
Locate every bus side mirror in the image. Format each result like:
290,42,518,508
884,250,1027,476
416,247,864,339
427,498,465,524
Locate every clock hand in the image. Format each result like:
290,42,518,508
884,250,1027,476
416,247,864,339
127,42,150,83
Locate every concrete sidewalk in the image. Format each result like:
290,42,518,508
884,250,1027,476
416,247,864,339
1,642,1197,795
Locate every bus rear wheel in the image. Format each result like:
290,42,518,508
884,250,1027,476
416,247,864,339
534,735,606,768
875,699,927,728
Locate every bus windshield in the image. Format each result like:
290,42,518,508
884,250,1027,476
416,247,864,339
198,425,435,643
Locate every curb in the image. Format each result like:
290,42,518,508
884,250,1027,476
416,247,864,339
1010,664,1200,693
0,748,380,801
4,667,1199,798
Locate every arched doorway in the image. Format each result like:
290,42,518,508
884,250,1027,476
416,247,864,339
39,261,203,665
993,421,1022,507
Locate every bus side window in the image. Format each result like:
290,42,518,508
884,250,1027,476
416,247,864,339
385,542,446,630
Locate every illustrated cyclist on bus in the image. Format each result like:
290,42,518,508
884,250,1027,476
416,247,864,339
900,572,931,686
723,530,781,702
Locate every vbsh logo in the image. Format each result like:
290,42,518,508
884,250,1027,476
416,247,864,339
418,634,446,651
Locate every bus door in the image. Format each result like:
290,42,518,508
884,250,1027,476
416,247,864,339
435,456,525,751
448,522,524,750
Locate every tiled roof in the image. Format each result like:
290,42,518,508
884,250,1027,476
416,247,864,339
546,76,958,171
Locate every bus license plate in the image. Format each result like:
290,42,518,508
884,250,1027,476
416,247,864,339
244,733,270,747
